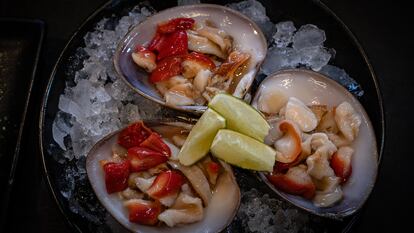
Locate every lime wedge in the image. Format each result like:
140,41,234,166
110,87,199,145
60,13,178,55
209,93,270,142
178,108,226,166
210,129,275,172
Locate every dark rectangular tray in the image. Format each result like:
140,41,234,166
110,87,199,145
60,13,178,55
0,18,44,226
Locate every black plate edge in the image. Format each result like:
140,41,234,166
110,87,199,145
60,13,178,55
38,1,386,232
0,18,45,229
37,2,115,233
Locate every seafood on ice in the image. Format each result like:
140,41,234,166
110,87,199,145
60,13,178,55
86,121,240,232
252,69,378,218
124,4,266,109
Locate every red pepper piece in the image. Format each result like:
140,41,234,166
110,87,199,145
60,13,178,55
146,170,184,199
103,160,130,194
126,199,162,225
127,147,168,172
118,122,153,149
149,55,182,83
157,18,195,34
140,132,171,157
156,30,188,60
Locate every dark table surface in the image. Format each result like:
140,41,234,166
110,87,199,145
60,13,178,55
1,0,413,232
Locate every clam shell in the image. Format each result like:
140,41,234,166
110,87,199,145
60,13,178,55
86,121,240,232
114,4,267,114
252,69,378,219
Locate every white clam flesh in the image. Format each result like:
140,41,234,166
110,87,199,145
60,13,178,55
285,97,318,132
158,191,204,227
313,178,343,208
252,69,378,219
187,30,226,59
86,121,240,232
135,176,156,192
114,4,267,113
257,89,288,115
335,101,362,142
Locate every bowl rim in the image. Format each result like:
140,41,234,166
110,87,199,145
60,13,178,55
112,3,268,114
38,1,385,233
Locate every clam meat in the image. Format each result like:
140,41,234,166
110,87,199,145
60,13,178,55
114,4,267,113
86,121,240,232
252,69,378,219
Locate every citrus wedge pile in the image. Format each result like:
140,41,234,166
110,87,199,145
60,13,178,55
210,129,275,171
178,108,226,166
209,93,270,142
178,94,275,172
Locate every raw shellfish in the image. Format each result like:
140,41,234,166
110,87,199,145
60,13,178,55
86,121,240,232
114,4,267,114
252,69,378,219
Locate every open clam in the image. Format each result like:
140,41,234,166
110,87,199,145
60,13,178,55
86,120,240,232
113,4,267,114
252,69,378,219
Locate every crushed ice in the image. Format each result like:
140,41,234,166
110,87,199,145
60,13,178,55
273,21,296,48
261,22,332,73
237,189,314,233
292,24,326,50
227,0,275,41
228,1,363,98
50,0,364,231
52,6,162,160
320,65,364,96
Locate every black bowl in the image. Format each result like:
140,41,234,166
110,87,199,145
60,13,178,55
39,0,384,232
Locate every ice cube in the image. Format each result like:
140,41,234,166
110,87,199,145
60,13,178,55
320,65,364,97
52,121,68,150
52,112,73,150
298,46,332,71
133,96,162,120
227,0,275,41
261,47,301,75
58,95,83,120
293,24,326,50
228,0,268,23
115,8,151,41
69,124,90,158
106,78,136,102
256,20,276,42
81,60,107,83
273,21,296,48
237,188,311,233
119,103,141,125
93,86,111,102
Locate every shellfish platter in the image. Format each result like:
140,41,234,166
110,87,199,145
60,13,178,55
40,0,383,233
